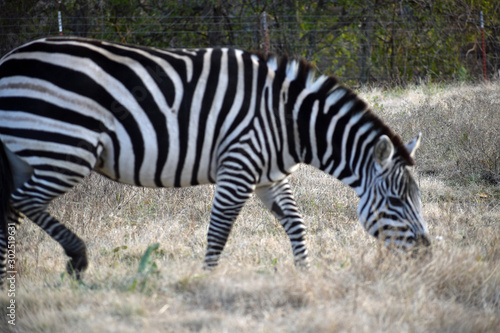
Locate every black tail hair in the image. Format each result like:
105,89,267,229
0,141,13,242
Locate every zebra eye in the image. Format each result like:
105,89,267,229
388,196,402,207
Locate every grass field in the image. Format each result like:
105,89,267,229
1,83,499,332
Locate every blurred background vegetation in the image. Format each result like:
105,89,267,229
1,0,499,84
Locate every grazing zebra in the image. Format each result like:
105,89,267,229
0,37,430,285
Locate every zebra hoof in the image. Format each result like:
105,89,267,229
66,248,89,280
66,257,88,280
294,258,310,270
202,261,219,271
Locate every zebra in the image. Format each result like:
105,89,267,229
0,37,430,285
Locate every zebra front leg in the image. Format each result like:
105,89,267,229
203,178,254,269
255,179,309,268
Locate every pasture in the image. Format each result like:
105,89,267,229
1,83,499,332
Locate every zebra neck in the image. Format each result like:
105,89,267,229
293,85,381,197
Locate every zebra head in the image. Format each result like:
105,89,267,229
358,133,431,255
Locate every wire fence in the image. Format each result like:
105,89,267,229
1,12,499,85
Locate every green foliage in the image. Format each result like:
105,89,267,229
137,242,160,274
1,1,499,83
129,242,161,293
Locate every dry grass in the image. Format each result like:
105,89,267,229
1,83,499,332
362,82,500,184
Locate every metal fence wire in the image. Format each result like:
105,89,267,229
1,10,499,85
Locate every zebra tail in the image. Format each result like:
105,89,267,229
0,141,13,242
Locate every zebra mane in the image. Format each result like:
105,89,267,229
359,105,415,166
260,52,415,166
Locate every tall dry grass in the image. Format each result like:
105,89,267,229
0,83,499,332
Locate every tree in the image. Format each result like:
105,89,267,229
1,0,499,83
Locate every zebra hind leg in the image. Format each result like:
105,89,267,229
11,176,89,281
18,207,88,280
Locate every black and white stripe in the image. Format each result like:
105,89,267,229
0,37,430,284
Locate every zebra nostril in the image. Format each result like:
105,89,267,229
410,234,432,258
419,234,431,247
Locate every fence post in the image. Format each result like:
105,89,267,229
58,1,63,36
480,11,487,82
262,12,269,56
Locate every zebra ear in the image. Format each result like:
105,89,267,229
405,133,422,157
374,135,394,167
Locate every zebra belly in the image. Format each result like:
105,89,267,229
94,161,216,188
92,138,217,188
